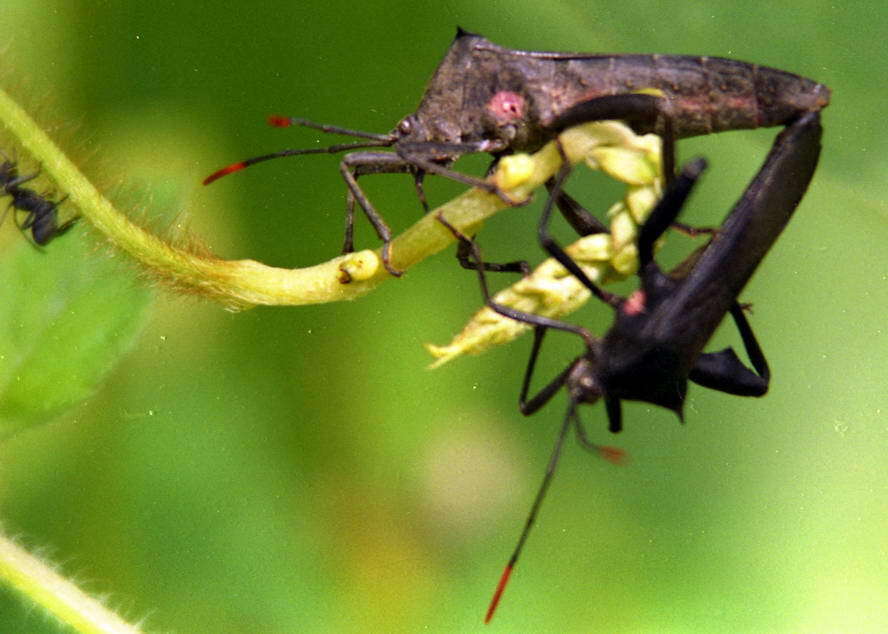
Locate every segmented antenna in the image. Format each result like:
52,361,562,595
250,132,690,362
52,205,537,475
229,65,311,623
484,404,625,623
202,116,396,185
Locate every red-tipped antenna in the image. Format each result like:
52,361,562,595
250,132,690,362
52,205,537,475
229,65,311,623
484,404,625,624
484,557,515,623
266,115,395,141
267,115,292,127
202,116,396,185
203,161,249,185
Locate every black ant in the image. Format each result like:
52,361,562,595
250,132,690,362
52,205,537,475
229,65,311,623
1,157,77,246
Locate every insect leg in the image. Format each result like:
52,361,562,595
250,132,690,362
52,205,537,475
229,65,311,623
436,157,530,275
340,152,418,276
728,303,769,382
435,212,597,347
483,138,606,238
544,180,609,236
4,170,39,191
50,215,80,241
517,326,573,415
0,200,12,231
546,92,676,180
412,171,429,212
689,302,769,396
32,196,75,246
637,157,708,268
545,92,721,239
455,238,530,274
396,148,527,207
10,197,42,250
538,142,621,307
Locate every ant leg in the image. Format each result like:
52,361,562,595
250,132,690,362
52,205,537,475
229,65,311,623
0,201,12,231
36,197,77,245
6,170,39,189
53,216,80,239
11,205,41,251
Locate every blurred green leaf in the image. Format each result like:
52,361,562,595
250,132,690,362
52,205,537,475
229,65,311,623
1,2,886,632
0,229,151,438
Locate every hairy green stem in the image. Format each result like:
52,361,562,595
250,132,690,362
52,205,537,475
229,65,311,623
0,532,142,633
0,86,604,310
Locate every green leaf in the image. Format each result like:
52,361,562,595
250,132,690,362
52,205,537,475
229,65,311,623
0,228,152,438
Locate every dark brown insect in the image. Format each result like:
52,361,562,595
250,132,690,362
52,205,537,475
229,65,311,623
203,28,830,276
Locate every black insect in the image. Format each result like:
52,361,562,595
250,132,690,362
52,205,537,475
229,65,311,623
1,158,76,246
440,110,823,622
203,28,829,276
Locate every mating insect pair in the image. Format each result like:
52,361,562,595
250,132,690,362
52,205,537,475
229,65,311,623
1,157,76,246
203,30,829,623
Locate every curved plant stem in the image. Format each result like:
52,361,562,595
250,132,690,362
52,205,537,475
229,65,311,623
0,86,601,310
0,532,142,633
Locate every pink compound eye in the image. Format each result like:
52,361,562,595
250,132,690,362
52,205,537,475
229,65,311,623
486,91,525,123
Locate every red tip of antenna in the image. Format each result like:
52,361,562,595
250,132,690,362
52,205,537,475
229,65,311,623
598,445,627,465
202,162,248,185
484,563,514,624
267,115,292,127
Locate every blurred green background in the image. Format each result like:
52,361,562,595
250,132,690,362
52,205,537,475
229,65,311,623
1,1,885,632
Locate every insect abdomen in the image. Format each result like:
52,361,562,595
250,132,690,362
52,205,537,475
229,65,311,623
643,55,830,136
